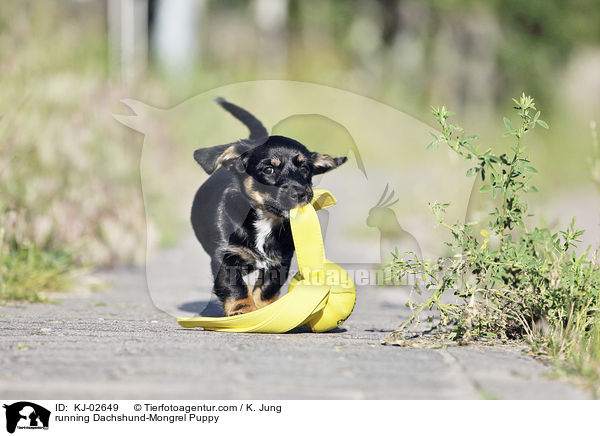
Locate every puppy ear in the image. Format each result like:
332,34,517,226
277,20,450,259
311,153,348,175
194,141,252,174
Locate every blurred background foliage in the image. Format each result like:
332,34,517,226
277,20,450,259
1,0,599,300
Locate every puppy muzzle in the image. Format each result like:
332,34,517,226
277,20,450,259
282,183,313,207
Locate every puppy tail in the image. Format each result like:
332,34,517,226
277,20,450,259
215,97,269,142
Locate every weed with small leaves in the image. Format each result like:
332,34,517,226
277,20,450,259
387,94,600,395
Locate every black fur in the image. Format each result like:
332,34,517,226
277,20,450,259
191,98,347,315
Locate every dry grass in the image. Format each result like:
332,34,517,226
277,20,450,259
0,3,151,301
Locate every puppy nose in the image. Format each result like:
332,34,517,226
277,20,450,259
296,191,307,202
283,184,309,203
291,188,306,201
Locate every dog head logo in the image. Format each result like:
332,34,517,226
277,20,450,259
3,402,51,434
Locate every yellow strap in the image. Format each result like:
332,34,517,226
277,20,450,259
176,189,354,333
290,205,324,278
291,188,336,277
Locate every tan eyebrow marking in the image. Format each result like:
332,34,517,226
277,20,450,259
271,157,281,167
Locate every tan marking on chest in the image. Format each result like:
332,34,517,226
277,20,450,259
243,176,270,205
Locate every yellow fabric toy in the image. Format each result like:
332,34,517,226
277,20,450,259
177,189,356,333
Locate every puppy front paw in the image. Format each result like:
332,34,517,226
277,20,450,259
224,297,257,316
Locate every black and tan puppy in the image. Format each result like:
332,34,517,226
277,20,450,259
192,98,347,316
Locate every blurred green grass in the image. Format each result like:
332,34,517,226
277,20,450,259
0,234,74,303
0,3,148,300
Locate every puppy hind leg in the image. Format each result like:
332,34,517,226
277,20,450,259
224,293,257,316
251,269,267,308
213,259,257,316
252,266,288,309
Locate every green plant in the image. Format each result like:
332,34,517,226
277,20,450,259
0,3,153,301
0,228,75,303
0,3,151,268
387,94,600,393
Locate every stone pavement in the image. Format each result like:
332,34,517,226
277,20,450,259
0,265,590,400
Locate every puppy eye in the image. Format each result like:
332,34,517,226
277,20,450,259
300,166,309,175
263,166,274,175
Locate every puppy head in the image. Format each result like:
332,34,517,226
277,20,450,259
194,135,347,217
